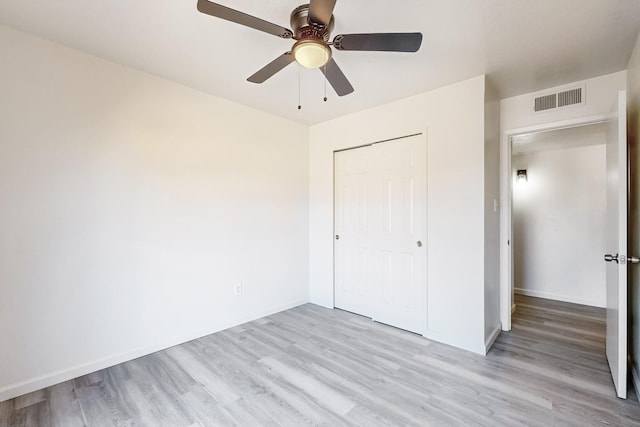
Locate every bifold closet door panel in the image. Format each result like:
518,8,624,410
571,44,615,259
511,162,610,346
334,134,427,335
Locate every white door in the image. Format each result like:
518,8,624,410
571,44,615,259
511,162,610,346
334,146,372,317
334,134,427,335
605,90,627,399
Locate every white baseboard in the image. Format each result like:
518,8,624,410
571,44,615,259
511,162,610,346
484,324,502,354
514,288,605,308
0,298,308,403
631,361,640,404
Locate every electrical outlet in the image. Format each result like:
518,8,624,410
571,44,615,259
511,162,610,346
234,283,243,296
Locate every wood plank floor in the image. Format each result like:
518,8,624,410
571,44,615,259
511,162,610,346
2,295,640,426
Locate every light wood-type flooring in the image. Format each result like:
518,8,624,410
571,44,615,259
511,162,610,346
2,295,640,426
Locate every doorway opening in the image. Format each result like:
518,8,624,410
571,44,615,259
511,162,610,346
499,113,613,331
511,122,608,308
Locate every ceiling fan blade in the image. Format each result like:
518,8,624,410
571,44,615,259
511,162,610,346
247,52,296,83
320,58,354,96
197,0,293,38
333,33,423,52
308,0,337,26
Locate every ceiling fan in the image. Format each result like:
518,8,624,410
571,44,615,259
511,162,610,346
197,0,423,96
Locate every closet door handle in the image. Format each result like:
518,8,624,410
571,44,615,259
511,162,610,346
417,241,422,247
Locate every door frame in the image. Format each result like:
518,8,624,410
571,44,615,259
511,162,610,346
499,113,613,330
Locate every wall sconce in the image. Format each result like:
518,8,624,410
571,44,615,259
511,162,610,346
516,169,528,183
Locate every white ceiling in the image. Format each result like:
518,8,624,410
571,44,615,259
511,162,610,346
512,122,607,155
1,0,639,125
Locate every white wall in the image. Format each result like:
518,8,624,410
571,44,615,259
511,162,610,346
484,81,501,346
501,71,627,131
0,26,309,401
627,31,640,396
513,143,607,307
309,75,492,354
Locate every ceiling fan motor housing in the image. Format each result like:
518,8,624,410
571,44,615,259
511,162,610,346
290,4,334,41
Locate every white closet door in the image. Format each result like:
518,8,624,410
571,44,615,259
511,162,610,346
334,146,372,317
334,134,427,335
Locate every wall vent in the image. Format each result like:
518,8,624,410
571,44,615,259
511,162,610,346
534,94,557,112
532,85,585,113
557,87,582,107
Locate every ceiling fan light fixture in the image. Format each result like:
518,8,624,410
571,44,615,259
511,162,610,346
292,39,331,68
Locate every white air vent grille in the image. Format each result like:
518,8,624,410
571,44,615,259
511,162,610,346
534,94,557,112
532,85,585,113
557,88,582,107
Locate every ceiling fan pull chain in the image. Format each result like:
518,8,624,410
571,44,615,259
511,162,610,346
297,65,302,110
323,64,328,102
